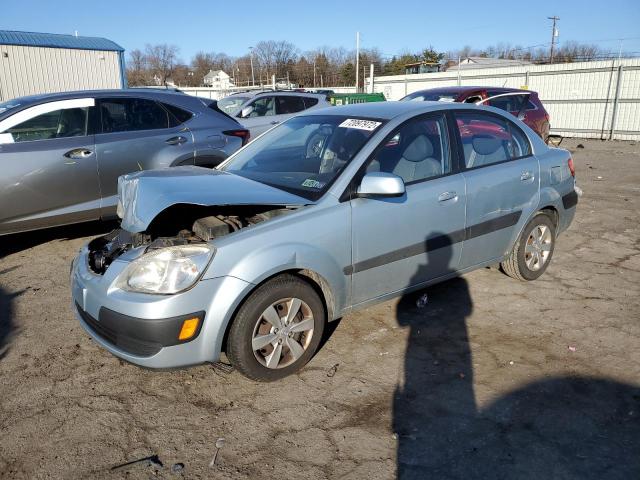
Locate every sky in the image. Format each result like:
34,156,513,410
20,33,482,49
2,0,639,61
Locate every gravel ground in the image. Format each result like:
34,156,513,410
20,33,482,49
0,138,639,479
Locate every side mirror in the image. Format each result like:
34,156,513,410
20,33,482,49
517,112,526,121
0,133,14,144
357,172,405,198
240,105,254,118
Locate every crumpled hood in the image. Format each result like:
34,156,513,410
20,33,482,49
117,167,311,232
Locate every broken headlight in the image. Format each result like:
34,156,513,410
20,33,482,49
116,245,214,294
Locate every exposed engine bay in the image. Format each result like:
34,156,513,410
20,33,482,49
87,205,295,274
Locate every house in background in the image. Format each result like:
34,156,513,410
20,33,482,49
446,56,532,71
203,69,234,89
404,61,441,75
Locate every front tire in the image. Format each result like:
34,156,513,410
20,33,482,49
501,212,556,281
226,274,325,381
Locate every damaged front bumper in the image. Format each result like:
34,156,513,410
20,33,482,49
71,245,253,368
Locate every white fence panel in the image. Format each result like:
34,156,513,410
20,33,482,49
369,59,640,140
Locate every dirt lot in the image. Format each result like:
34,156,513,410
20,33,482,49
0,138,639,479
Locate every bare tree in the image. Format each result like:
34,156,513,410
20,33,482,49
253,40,299,80
145,44,180,85
126,49,149,86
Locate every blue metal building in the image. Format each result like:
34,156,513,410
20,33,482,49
0,30,126,101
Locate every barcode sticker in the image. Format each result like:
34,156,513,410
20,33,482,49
338,119,382,131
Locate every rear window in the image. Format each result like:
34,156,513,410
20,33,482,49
401,91,458,102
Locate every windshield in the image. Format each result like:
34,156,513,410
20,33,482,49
217,95,250,115
401,91,458,103
220,115,384,200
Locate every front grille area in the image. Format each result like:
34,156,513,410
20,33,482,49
76,303,161,357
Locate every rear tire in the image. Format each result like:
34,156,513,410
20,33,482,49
501,212,556,281
226,274,325,382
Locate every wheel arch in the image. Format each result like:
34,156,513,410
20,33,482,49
218,268,336,355
508,205,560,260
539,205,559,229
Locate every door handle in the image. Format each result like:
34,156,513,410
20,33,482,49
520,171,534,181
165,136,187,145
270,121,280,125
64,148,93,159
438,191,458,202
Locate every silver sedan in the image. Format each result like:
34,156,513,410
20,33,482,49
71,101,578,381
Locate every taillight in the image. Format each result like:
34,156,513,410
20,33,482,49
568,157,575,177
223,129,250,147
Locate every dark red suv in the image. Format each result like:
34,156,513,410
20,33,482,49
401,86,550,142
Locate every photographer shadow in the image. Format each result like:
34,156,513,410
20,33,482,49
394,235,639,479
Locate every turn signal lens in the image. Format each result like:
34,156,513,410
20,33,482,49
178,317,200,341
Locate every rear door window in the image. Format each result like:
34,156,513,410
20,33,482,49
486,93,528,114
99,98,170,133
454,112,531,168
276,96,305,114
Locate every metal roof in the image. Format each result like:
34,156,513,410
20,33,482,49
0,30,124,52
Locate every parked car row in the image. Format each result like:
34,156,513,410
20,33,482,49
0,86,556,237
1,85,575,383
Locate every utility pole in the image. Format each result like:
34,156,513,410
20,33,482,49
369,63,375,93
548,16,560,63
363,65,366,92
355,31,360,93
249,46,255,86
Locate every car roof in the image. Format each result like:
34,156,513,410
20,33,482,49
238,90,327,99
409,86,536,95
5,88,191,104
0,89,213,120
304,100,478,120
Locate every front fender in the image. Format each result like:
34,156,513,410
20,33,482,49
204,242,349,320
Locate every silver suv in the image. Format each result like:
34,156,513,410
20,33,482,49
218,91,330,138
0,90,248,235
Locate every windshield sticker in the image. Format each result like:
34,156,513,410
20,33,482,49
301,179,326,189
339,119,382,131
